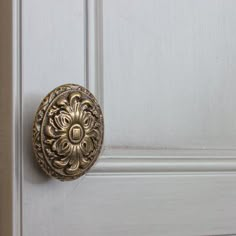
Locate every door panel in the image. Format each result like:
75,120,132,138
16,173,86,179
2,1,236,236
103,0,236,149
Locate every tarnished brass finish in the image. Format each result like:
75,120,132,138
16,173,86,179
32,84,104,181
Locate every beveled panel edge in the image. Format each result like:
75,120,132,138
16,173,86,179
85,0,104,108
89,148,236,175
87,0,236,176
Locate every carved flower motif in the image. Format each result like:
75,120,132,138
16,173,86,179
44,92,102,175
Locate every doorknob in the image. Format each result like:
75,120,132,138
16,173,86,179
32,84,104,181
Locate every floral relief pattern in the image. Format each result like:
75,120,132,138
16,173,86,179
32,84,104,181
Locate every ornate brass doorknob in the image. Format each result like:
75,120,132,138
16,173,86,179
32,84,104,181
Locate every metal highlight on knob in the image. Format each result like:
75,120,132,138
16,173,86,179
32,84,104,181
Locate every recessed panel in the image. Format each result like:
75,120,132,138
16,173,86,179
103,0,236,149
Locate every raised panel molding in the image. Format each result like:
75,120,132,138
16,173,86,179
86,0,104,106
91,148,236,175
87,0,236,175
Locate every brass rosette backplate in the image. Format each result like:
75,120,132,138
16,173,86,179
32,84,104,181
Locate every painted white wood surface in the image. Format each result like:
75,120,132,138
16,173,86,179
103,0,236,149
24,175,236,236
21,1,86,236
2,0,236,236
22,0,85,180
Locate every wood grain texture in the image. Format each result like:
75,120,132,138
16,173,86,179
21,0,86,184
21,0,85,234
103,0,236,150
23,175,236,236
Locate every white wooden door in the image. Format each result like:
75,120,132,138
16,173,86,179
1,0,236,236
